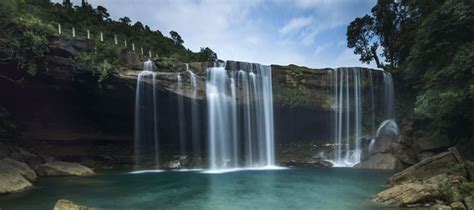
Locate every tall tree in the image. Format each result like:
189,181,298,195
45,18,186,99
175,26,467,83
95,6,109,21
169,31,184,45
119,16,131,25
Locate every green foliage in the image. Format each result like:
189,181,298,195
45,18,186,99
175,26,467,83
438,181,453,203
16,14,55,75
348,0,474,142
459,182,474,196
77,41,120,83
0,0,218,77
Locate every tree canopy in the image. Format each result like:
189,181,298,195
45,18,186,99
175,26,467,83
347,0,474,144
0,0,218,77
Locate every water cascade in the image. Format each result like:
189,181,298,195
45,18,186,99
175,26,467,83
330,68,398,167
206,63,275,170
134,60,160,169
177,73,187,156
187,65,201,160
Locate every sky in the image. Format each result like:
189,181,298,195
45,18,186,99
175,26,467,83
53,0,377,68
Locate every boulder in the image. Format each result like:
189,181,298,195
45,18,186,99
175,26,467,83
389,148,466,185
0,158,37,181
465,161,474,181
431,205,453,210
0,158,36,194
417,133,452,151
167,160,182,169
36,161,94,176
451,202,467,210
374,174,465,206
374,180,439,206
354,153,402,170
53,199,88,210
465,196,474,210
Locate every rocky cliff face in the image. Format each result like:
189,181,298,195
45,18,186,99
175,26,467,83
2,35,464,171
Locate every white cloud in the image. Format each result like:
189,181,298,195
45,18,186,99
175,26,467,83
51,0,377,68
279,16,314,34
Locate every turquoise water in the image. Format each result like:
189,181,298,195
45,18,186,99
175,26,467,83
0,168,392,210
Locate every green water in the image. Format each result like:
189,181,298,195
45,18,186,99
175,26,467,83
0,168,392,210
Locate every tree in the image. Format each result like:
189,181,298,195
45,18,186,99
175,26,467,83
347,15,382,68
347,0,410,69
133,21,144,31
119,16,131,25
95,6,109,21
199,47,217,62
169,31,184,45
62,0,72,8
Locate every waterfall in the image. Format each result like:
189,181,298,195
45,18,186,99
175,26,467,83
177,73,187,157
331,68,364,167
330,68,398,167
206,62,276,171
134,60,160,169
187,65,201,160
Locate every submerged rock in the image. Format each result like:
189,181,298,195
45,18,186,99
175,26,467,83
0,158,37,194
36,161,94,176
53,199,88,210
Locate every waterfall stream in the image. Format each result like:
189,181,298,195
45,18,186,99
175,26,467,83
206,63,276,170
134,61,397,170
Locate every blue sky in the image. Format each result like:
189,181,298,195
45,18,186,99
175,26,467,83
53,0,377,68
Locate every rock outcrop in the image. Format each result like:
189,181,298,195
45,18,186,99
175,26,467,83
388,148,465,185
0,158,37,194
375,174,465,206
53,199,88,210
36,161,94,176
374,148,474,208
355,153,402,170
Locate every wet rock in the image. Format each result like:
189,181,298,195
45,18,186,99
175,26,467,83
355,153,402,170
451,201,467,210
281,158,333,168
167,160,182,169
36,161,94,176
389,148,465,185
53,199,88,210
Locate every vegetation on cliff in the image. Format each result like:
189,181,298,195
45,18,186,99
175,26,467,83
347,0,474,150
0,0,218,78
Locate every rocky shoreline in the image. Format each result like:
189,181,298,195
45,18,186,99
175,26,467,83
373,148,474,209
0,141,94,194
